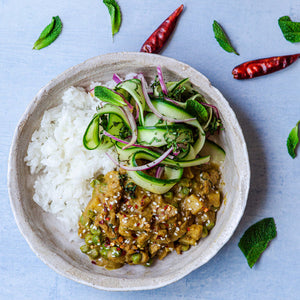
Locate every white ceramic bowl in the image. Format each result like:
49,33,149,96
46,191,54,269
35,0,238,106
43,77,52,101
8,52,250,291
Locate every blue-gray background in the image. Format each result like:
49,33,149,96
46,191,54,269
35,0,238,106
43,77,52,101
1,0,299,299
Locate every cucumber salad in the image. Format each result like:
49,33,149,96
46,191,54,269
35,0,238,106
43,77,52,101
83,67,225,194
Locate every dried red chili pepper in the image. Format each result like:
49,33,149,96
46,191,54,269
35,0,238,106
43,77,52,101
140,4,184,54
232,53,300,79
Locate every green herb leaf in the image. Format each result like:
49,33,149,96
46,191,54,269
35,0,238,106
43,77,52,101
278,16,300,43
186,99,208,124
103,0,122,37
212,20,239,55
207,115,223,136
94,86,126,106
33,16,62,50
125,182,137,198
287,120,300,158
238,218,277,268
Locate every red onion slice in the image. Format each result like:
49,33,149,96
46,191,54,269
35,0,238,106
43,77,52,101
164,97,181,107
157,66,168,95
112,88,133,110
137,74,196,123
155,166,164,178
106,147,173,171
200,102,220,119
135,104,139,120
113,73,122,84
102,131,149,149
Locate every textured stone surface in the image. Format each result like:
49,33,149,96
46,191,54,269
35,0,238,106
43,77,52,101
1,0,300,299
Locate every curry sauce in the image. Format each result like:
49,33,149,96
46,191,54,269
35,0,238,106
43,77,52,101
78,165,222,269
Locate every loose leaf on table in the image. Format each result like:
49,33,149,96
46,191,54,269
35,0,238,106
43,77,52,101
278,16,300,43
212,20,239,55
238,218,277,268
287,120,300,158
33,16,62,50
103,0,121,37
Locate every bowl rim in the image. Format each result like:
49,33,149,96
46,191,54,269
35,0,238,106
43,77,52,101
8,52,250,291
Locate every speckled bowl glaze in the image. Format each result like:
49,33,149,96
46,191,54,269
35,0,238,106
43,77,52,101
8,52,250,291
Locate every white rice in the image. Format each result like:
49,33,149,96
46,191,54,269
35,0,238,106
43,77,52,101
25,86,117,230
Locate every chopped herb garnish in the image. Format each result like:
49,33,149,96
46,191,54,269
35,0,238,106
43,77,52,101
170,85,186,101
287,120,300,158
33,16,62,50
207,115,223,136
119,126,131,139
119,173,128,188
103,0,122,37
238,218,277,268
124,182,137,198
278,16,300,43
212,20,239,55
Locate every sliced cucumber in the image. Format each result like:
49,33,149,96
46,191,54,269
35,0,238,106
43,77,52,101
116,144,210,168
132,150,210,168
166,78,190,94
116,79,146,125
144,113,162,126
137,125,194,147
83,104,130,150
127,166,183,194
177,144,196,160
83,115,100,150
199,140,226,165
151,99,205,154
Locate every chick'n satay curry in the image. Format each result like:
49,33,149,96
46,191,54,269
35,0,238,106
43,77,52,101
78,164,222,269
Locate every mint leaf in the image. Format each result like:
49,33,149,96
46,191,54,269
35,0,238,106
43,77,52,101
287,120,300,158
238,218,276,268
94,86,126,106
186,99,208,124
103,0,121,37
212,20,239,55
278,16,300,43
33,16,62,50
